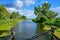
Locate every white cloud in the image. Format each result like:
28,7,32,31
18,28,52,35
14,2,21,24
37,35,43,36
4,0,36,18
25,0,35,6
51,7,60,14
14,0,35,7
23,10,36,18
51,7,60,17
15,0,23,8
6,7,36,18
6,7,18,12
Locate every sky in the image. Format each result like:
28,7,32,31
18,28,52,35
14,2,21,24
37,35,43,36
0,0,60,18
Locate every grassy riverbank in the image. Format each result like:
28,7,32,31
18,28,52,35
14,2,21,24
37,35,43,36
43,26,60,38
0,19,24,37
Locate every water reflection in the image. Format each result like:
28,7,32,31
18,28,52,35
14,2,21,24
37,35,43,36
14,20,37,40
35,23,51,40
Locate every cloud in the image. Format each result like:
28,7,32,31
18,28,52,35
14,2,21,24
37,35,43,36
4,0,23,9
6,7,36,18
51,7,60,14
1,0,35,8
15,0,23,8
0,0,23,9
25,0,35,6
6,7,18,12
23,10,36,18
5,0,36,18
16,0,35,6
51,7,60,17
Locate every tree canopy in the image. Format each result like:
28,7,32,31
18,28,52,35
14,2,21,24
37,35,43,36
0,5,10,19
10,12,20,19
0,5,26,20
32,2,60,27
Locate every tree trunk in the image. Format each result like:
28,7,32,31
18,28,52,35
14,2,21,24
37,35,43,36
36,23,44,34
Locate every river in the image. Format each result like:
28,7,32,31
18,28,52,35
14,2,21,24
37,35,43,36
14,20,51,40
0,20,51,40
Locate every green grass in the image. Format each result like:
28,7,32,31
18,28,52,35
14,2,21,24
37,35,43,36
0,31,10,37
43,26,51,31
0,19,23,37
43,26,60,38
54,28,60,38
0,19,23,30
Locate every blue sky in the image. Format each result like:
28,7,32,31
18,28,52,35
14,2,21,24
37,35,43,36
0,0,60,18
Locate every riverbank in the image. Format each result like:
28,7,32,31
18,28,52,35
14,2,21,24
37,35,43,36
0,19,24,37
43,26,60,38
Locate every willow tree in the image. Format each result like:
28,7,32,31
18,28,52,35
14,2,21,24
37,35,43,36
32,2,58,32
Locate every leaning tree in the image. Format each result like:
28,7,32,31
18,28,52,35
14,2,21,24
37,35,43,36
32,2,58,31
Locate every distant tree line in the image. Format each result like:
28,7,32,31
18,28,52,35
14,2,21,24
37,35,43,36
10,11,26,19
0,5,26,20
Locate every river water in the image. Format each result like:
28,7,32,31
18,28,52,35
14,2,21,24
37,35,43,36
14,20,50,40
0,20,51,40
14,20,37,40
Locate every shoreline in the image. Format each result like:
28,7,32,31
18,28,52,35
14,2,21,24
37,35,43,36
0,19,24,37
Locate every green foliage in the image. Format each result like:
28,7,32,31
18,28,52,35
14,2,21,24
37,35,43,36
0,5,24,20
32,16,48,23
45,18,60,27
33,2,58,24
0,5,25,37
0,5,10,19
38,17,47,23
46,11,58,20
53,18,60,27
10,12,26,19
10,12,20,19
42,2,50,10
22,15,26,19
34,3,51,23
34,6,41,15
33,2,60,29
45,20,54,25
32,18,38,23
0,5,26,25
